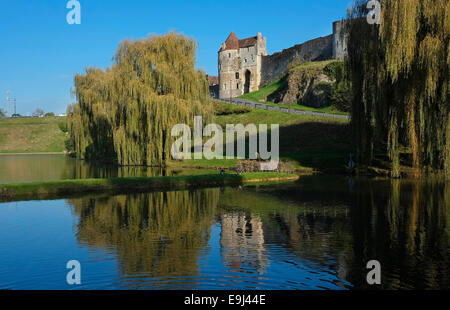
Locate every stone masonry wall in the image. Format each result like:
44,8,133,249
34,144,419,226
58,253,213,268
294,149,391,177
260,35,333,87
218,34,267,99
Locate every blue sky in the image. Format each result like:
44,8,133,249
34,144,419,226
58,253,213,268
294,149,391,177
0,0,351,115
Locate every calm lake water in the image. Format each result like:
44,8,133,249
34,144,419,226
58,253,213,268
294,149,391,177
0,159,448,289
0,154,202,184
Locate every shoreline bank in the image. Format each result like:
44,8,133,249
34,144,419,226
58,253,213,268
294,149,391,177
0,152,66,156
0,172,299,202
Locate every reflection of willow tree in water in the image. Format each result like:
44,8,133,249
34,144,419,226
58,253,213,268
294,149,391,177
0,156,76,183
349,179,450,289
68,189,219,285
0,156,171,183
70,160,168,179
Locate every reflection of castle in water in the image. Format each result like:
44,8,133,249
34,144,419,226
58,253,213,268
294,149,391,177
219,213,269,274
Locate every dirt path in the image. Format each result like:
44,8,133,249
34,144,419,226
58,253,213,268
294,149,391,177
216,98,350,120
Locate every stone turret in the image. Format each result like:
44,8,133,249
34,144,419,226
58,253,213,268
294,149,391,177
332,20,348,59
218,31,267,99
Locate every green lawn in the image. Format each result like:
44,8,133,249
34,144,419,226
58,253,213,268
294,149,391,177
262,101,349,116
176,102,352,172
215,102,348,126
0,116,67,153
288,59,337,71
240,78,288,102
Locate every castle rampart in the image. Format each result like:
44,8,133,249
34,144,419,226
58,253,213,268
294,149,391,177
217,20,347,99
260,35,333,87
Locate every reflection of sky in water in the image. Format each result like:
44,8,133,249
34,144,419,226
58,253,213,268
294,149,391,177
0,200,121,290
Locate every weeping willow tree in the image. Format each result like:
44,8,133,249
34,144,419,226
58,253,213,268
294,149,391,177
347,0,449,177
67,33,214,166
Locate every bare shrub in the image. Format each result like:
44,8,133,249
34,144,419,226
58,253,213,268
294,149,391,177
235,160,294,174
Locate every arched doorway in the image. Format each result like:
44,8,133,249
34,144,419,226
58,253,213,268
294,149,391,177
244,70,251,94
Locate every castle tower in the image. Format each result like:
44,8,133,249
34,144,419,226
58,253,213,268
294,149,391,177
218,31,267,99
332,20,348,59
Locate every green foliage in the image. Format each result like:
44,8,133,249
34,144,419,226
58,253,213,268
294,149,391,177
347,0,449,177
58,121,67,133
44,112,55,117
323,61,343,80
64,136,74,154
324,61,352,112
0,109,5,118
213,101,251,115
67,33,214,166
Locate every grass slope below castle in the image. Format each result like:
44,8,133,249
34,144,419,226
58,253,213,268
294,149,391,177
239,60,350,116
172,101,351,172
0,117,67,153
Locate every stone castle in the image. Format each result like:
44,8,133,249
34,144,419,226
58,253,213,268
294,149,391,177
211,20,348,99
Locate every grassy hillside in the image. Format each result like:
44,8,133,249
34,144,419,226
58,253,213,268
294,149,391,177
240,78,288,103
0,117,67,153
240,60,350,115
172,102,352,172
219,103,352,170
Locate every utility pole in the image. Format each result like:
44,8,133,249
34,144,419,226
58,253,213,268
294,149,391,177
7,88,11,117
14,98,16,116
